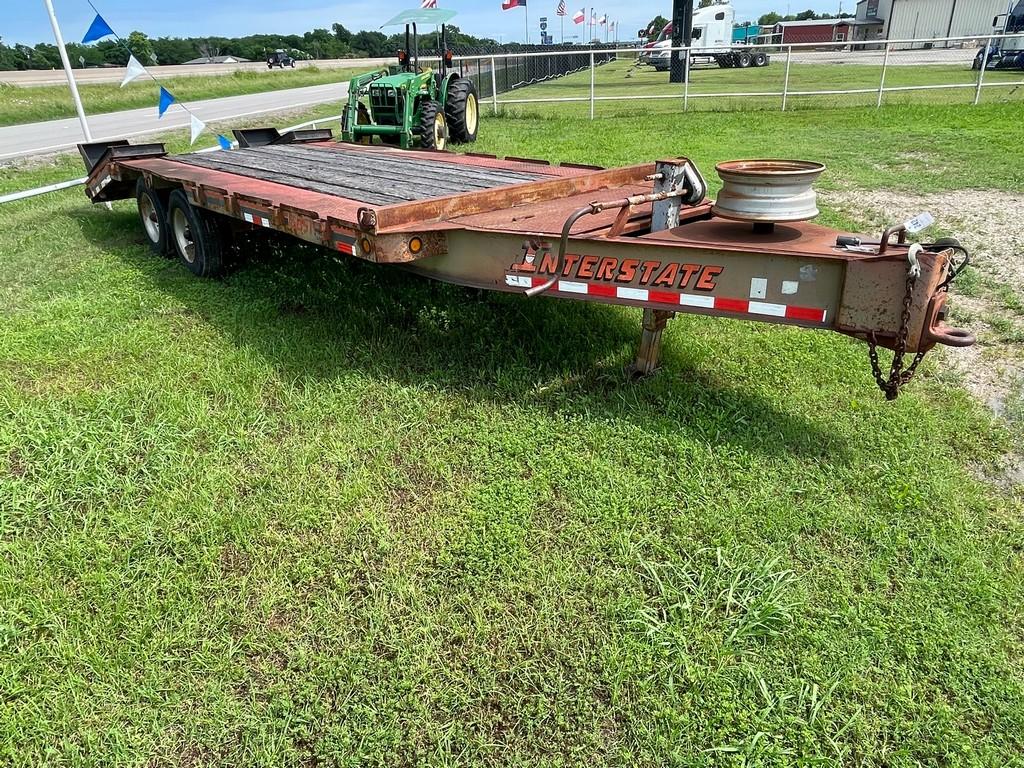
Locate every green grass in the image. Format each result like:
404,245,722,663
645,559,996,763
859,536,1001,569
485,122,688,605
1,102,1023,766
0,67,363,127
496,58,1024,114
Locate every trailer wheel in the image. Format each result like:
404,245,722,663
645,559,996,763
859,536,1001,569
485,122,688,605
416,100,447,151
136,177,171,257
167,190,225,278
753,52,767,67
737,52,752,68
445,77,479,143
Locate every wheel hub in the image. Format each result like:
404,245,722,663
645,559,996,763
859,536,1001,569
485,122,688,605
172,208,196,263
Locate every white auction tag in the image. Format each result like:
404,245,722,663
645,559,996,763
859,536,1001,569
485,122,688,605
903,211,935,234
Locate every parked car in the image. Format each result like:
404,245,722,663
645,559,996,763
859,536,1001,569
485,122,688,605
267,50,296,69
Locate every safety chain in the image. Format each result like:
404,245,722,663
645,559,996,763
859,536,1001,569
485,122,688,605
867,239,970,401
868,266,925,403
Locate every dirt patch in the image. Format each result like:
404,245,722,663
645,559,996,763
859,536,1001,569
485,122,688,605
823,187,1023,491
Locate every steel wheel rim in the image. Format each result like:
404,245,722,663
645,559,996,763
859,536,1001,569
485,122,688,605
139,193,160,243
172,208,196,263
465,93,478,135
434,112,447,150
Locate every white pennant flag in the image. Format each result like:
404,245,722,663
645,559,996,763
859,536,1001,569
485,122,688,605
120,55,147,87
189,114,206,145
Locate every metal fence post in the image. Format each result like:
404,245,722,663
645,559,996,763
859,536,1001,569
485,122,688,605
683,48,690,111
781,45,792,111
589,51,595,119
490,56,498,114
876,43,890,108
974,36,993,105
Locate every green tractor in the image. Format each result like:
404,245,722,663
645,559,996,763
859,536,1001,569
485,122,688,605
340,8,480,151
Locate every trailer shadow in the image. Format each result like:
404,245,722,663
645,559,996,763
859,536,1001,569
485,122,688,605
75,208,848,461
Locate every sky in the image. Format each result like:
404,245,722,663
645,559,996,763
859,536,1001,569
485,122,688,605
4,0,851,47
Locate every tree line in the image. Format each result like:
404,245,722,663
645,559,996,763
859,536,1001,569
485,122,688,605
0,23,500,71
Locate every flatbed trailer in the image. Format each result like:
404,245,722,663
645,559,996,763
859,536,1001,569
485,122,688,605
79,130,974,399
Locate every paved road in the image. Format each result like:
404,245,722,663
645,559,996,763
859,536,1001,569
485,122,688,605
0,82,349,160
0,58,388,86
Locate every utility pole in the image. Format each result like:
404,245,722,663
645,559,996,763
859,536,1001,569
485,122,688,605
669,0,693,83
42,0,93,142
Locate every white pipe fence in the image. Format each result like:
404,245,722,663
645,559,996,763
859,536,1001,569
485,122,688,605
3,31,1022,204
445,32,1024,113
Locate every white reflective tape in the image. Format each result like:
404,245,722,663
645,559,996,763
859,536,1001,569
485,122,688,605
243,212,254,223
678,293,715,308
749,277,767,299
781,280,799,295
505,274,533,288
616,287,649,302
748,301,787,317
259,217,270,227
557,280,588,294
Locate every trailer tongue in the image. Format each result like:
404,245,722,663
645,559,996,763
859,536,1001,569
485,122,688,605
79,131,973,400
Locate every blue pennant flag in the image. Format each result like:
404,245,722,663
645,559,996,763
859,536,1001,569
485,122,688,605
82,14,114,44
158,87,175,118
217,134,232,150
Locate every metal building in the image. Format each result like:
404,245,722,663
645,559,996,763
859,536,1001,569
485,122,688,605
856,0,1008,40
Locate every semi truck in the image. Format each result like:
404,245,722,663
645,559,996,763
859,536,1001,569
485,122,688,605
974,0,1024,70
641,2,770,70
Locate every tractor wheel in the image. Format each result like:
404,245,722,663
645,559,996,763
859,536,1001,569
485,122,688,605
445,77,479,144
737,52,752,68
168,190,226,278
415,100,448,151
753,52,767,67
136,177,171,257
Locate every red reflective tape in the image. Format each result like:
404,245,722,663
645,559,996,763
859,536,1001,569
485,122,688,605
589,283,616,298
648,290,678,305
715,297,749,314
531,276,548,288
336,242,353,254
785,305,826,322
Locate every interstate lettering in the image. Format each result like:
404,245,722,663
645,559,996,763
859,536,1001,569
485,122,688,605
527,249,723,292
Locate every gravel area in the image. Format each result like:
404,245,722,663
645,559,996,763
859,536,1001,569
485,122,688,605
823,188,1024,490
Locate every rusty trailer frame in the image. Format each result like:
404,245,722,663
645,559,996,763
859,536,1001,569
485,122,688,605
79,131,974,399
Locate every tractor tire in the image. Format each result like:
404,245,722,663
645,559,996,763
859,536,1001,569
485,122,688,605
167,189,226,278
136,177,171,257
753,52,767,67
444,77,479,144
415,99,448,151
737,52,752,68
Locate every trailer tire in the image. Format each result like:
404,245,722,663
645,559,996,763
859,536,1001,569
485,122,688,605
136,177,171,257
415,100,447,151
444,77,479,143
753,52,767,67
737,52,752,68
167,190,225,278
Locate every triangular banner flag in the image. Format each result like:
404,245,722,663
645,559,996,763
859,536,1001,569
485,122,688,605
120,55,146,88
82,14,114,44
189,114,206,145
217,134,233,150
158,87,175,118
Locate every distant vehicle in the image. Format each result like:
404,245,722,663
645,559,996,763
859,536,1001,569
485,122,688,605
267,50,296,69
974,1,1024,70
642,3,770,70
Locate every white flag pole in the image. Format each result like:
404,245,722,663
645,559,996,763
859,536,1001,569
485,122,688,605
42,0,93,142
